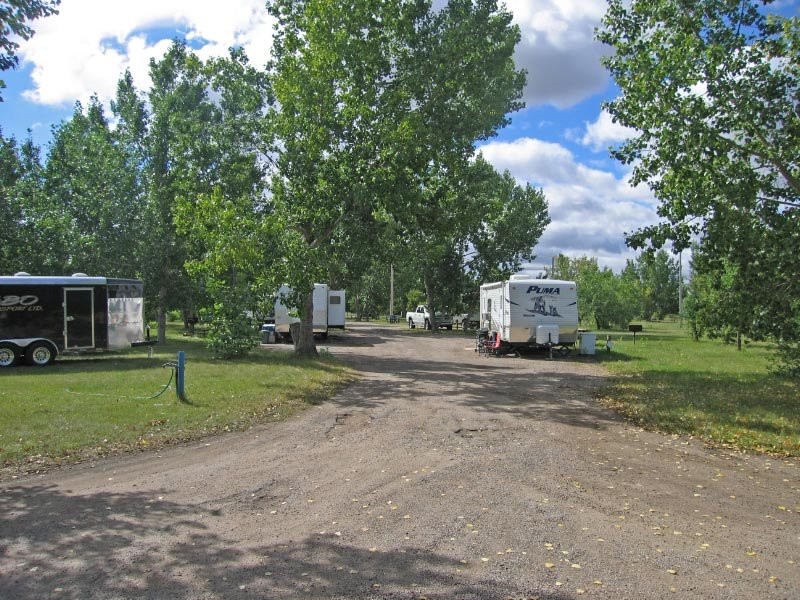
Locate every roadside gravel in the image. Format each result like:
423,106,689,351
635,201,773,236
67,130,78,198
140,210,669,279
1,322,797,599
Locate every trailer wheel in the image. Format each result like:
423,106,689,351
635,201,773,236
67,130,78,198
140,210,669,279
0,342,19,367
26,341,56,366
408,318,415,329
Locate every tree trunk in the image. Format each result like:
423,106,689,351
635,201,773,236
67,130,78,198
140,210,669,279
424,270,437,333
291,291,318,357
157,285,167,343
737,330,742,351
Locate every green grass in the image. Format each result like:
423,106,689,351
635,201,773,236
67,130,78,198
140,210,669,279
2,321,797,479
593,322,799,456
0,326,354,477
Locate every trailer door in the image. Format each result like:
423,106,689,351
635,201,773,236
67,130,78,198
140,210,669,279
64,288,95,349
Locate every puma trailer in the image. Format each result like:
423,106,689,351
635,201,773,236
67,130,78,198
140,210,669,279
479,276,579,355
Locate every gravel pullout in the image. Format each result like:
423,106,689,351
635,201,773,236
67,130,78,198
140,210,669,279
1,322,797,599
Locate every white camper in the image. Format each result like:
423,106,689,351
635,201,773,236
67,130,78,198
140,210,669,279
479,276,578,353
274,284,346,340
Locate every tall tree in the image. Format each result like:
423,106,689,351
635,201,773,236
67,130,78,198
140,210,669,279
173,49,272,358
42,97,141,275
598,0,799,239
633,250,680,320
143,41,220,343
4,134,57,274
0,0,60,100
465,158,550,284
265,0,528,354
264,0,409,355
385,0,528,328
549,255,639,329
0,130,23,272
598,0,800,367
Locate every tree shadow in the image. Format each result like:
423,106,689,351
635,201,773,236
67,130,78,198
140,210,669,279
0,484,572,599
330,340,619,430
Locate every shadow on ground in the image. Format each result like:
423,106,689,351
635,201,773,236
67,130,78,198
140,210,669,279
329,327,618,430
0,485,572,600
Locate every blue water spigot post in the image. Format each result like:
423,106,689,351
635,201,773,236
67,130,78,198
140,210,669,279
176,351,187,402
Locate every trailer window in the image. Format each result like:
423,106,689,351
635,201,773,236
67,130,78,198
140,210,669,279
329,295,341,305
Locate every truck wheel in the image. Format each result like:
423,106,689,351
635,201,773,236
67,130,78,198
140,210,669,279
408,318,415,329
26,342,56,366
0,342,19,367
424,319,431,330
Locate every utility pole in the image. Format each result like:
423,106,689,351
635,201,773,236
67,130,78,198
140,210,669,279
678,250,683,327
389,263,395,319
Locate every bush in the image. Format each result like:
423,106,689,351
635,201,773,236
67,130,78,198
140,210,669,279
206,302,257,359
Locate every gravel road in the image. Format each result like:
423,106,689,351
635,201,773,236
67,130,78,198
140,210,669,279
1,322,798,599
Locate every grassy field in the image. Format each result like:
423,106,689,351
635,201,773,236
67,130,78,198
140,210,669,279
0,327,354,477
592,321,799,456
1,320,797,479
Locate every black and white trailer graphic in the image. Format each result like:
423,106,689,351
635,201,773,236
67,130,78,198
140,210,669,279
0,273,148,367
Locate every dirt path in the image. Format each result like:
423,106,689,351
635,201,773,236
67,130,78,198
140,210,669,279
1,323,798,599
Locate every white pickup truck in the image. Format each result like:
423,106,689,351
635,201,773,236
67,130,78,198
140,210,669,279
405,305,453,330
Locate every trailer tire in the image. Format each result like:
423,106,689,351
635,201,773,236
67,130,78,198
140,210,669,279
26,341,56,366
408,318,415,329
0,342,19,367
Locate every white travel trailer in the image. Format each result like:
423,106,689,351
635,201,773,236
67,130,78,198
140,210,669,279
479,276,578,353
274,283,346,340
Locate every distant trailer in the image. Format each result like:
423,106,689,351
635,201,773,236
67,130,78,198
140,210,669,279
0,273,149,367
479,276,578,354
273,283,346,340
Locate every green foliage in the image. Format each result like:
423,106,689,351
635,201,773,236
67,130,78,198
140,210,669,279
41,97,143,275
774,342,800,379
405,289,426,312
631,250,680,320
598,0,800,364
549,255,639,329
467,162,550,283
599,0,800,224
265,0,530,350
0,131,24,273
206,302,257,360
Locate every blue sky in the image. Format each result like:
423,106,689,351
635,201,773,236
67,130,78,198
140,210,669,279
3,0,795,273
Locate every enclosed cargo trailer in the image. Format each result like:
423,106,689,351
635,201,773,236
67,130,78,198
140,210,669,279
0,273,148,367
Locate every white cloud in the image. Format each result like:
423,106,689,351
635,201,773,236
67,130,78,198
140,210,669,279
581,110,636,152
505,0,610,108
19,0,274,106
478,137,657,271
18,0,609,112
